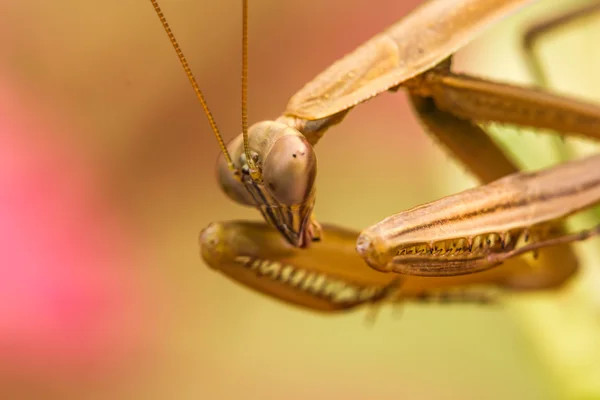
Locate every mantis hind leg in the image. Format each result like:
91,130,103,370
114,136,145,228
522,1,600,88
521,1,600,161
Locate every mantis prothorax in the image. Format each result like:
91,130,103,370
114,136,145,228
150,0,600,312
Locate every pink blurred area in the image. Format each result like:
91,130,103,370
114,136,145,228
0,75,158,394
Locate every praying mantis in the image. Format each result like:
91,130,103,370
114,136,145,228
150,0,600,312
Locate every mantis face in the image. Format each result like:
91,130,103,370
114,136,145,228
216,121,320,248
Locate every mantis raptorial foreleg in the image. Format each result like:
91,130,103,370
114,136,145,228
200,221,508,312
400,94,579,288
358,3,600,279
199,214,600,312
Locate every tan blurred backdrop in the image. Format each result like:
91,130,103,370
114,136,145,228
1,0,599,399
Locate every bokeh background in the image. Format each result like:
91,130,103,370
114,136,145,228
1,0,600,399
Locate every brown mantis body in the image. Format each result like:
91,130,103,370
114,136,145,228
150,0,600,312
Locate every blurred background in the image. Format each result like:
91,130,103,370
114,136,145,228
1,0,599,398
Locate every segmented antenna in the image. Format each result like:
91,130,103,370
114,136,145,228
241,0,259,180
149,0,234,171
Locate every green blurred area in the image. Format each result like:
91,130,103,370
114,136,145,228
2,0,600,398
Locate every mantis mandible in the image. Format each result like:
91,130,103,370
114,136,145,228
150,0,600,312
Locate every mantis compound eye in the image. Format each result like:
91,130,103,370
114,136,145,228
262,134,316,205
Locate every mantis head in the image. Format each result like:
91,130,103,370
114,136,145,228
217,121,320,247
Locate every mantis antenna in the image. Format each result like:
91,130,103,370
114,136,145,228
149,0,257,178
241,0,258,179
